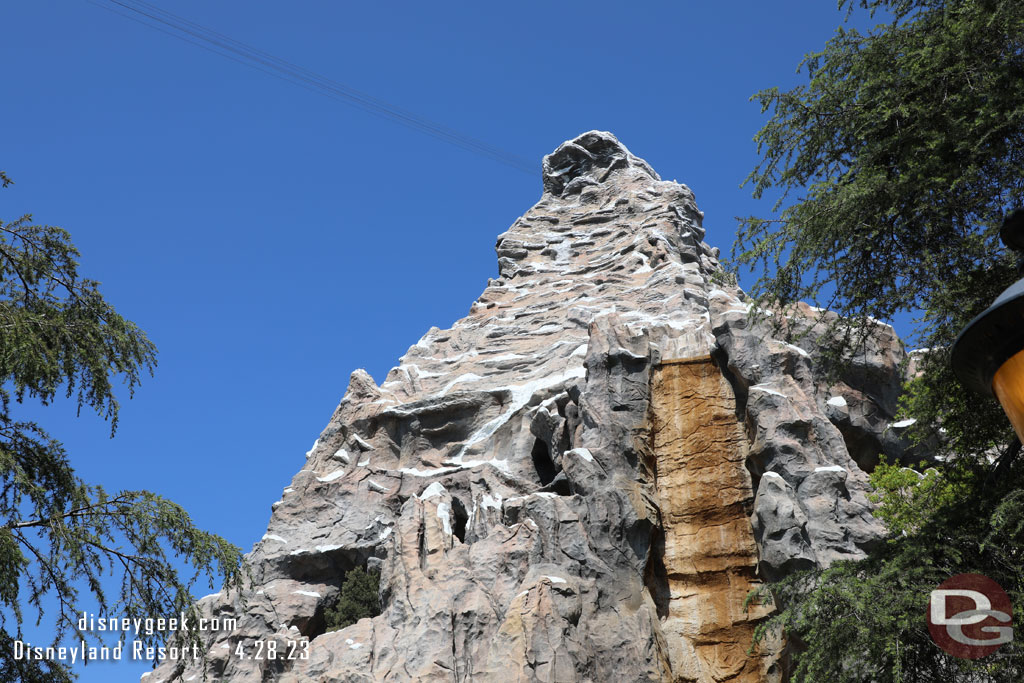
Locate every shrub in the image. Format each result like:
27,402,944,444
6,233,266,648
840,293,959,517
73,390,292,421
324,566,380,632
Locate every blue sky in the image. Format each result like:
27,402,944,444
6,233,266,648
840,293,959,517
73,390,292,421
2,2,884,679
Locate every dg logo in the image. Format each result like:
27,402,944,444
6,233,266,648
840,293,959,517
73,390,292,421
928,573,1013,658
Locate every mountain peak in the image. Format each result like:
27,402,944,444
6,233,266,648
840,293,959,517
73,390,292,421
542,130,660,197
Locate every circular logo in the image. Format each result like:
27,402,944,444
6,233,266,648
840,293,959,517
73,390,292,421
928,573,1013,658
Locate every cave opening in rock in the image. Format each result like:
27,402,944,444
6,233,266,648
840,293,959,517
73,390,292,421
838,425,882,473
531,438,558,486
311,563,382,639
451,497,468,544
285,548,383,642
547,476,572,496
644,529,670,620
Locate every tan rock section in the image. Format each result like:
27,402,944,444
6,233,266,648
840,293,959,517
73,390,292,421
649,357,779,683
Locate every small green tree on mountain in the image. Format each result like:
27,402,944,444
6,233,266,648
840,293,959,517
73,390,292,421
0,171,244,681
324,566,380,632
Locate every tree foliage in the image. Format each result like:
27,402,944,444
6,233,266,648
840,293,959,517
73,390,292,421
735,0,1024,451
324,566,380,633
866,456,958,536
737,0,1024,679
0,174,244,680
738,0,1024,330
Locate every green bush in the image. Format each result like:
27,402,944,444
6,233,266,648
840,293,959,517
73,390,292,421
867,456,959,538
324,566,381,632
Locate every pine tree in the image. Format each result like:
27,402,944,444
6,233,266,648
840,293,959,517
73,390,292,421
324,567,380,633
0,172,244,681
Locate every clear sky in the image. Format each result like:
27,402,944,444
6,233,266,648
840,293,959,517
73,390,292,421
3,2,884,680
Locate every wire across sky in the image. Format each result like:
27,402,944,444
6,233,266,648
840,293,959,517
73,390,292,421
87,0,537,175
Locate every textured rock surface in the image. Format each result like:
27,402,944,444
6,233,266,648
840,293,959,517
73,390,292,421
648,357,778,682
146,131,910,682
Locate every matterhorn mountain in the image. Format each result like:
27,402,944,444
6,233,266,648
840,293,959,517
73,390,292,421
148,132,913,682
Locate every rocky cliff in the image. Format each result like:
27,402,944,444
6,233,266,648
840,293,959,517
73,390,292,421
147,132,912,682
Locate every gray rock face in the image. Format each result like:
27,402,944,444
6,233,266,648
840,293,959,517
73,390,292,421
146,132,910,682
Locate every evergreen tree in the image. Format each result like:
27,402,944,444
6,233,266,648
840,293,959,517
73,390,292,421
0,173,244,680
324,566,380,633
737,1,1024,679
737,0,1024,453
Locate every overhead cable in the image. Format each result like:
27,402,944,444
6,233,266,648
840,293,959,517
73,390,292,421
87,0,536,175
